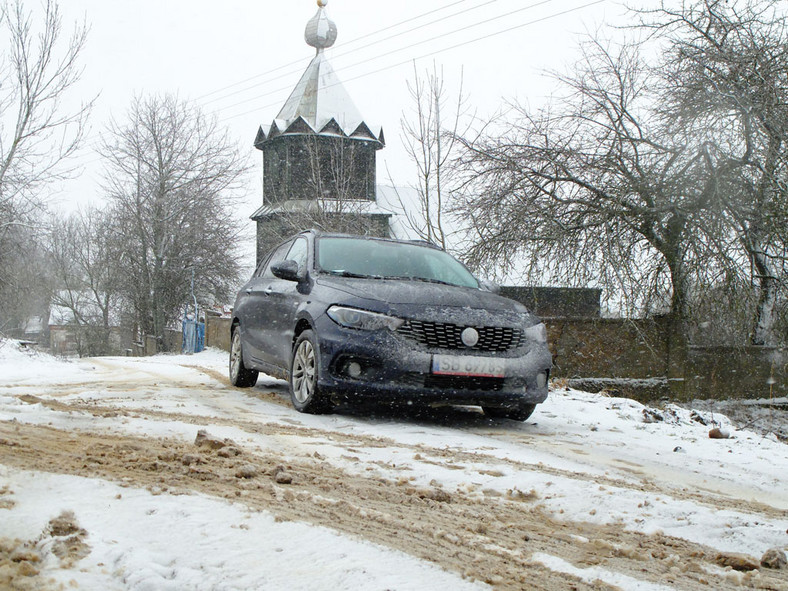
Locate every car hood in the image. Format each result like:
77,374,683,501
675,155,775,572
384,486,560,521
314,276,536,323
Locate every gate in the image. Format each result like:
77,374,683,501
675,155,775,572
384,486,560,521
182,318,205,354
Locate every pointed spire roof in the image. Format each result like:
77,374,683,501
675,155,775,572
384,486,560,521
256,0,383,150
275,51,365,133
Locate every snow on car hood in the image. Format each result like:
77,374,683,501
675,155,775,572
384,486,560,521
315,275,536,323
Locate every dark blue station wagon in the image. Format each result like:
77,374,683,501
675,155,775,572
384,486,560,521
230,231,552,420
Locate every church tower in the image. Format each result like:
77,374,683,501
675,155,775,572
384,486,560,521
252,0,390,262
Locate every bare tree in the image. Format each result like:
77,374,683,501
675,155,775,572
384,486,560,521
101,95,248,349
454,38,727,324
0,0,91,233
0,0,91,328
454,1,787,347
0,226,53,334
390,63,470,249
47,207,123,354
639,0,788,345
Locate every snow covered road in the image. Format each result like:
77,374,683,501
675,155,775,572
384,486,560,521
1,343,786,590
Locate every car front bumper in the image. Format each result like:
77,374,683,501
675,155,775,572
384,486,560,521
311,315,552,408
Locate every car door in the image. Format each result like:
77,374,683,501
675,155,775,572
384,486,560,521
241,240,292,367
261,236,311,368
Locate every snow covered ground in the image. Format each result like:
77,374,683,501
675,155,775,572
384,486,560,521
0,339,786,590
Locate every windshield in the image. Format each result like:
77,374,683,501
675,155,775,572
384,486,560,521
317,237,479,289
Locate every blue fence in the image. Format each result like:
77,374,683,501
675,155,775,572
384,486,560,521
182,319,205,354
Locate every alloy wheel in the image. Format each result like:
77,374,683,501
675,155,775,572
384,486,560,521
230,331,242,381
292,339,316,403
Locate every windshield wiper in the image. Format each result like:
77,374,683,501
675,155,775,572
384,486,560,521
325,270,396,280
324,270,372,279
408,276,454,286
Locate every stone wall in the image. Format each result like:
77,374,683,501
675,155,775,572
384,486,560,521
501,286,602,318
205,314,232,352
684,346,786,401
542,316,786,401
545,317,670,379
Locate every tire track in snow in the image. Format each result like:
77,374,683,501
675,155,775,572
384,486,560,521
8,391,787,521
3,421,786,591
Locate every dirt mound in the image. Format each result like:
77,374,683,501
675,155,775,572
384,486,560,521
0,510,90,590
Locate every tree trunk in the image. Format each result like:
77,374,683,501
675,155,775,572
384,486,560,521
751,245,777,346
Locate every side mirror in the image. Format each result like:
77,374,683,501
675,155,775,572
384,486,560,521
271,260,302,282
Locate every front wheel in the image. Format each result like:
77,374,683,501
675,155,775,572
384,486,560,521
229,328,258,388
482,403,536,421
290,330,332,414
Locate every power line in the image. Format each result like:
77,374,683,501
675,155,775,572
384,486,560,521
59,0,507,158
65,0,606,170
199,0,509,108
211,0,558,116
195,0,483,102
218,0,606,124
329,0,557,84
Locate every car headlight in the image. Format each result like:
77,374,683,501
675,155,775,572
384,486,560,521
327,306,405,331
523,322,547,344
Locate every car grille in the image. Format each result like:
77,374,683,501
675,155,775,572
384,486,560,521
396,320,524,352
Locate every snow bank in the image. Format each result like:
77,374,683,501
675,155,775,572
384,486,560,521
0,339,89,383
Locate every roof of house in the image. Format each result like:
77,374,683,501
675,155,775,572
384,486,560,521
49,290,119,327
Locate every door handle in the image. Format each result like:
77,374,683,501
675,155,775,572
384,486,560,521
264,287,274,295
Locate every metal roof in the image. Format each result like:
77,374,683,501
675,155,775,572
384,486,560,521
275,51,364,134
255,3,383,149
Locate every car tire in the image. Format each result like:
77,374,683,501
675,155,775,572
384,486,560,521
290,330,332,414
229,328,259,388
482,403,536,421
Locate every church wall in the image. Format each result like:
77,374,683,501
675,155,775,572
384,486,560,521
262,136,376,204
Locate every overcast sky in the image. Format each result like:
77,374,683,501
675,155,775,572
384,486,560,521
52,0,629,217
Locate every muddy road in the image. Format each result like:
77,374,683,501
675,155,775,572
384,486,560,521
1,353,787,590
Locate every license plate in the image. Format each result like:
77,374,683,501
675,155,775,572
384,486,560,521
431,355,506,378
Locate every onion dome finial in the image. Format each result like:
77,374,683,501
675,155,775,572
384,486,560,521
305,0,337,53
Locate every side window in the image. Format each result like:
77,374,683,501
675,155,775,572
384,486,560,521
285,238,308,276
253,253,271,278
261,242,292,279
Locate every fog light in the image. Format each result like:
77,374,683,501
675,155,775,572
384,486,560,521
537,372,547,389
346,361,362,378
